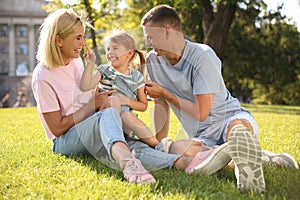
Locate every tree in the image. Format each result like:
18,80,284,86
43,0,300,105
82,0,101,65
201,0,237,59
223,1,300,105
125,0,266,60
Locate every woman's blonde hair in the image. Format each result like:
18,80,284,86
36,8,91,69
103,29,146,73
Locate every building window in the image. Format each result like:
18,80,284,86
0,60,8,75
0,25,8,37
16,26,27,37
16,61,28,76
0,44,8,54
20,44,27,54
20,26,27,37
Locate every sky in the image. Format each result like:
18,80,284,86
60,0,300,31
263,0,300,31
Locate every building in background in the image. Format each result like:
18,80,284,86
0,0,48,107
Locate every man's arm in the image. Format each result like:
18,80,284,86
153,99,170,142
146,82,214,122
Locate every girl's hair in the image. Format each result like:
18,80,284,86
104,29,146,74
36,8,91,69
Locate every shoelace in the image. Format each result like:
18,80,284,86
125,159,141,173
123,150,147,175
123,150,156,184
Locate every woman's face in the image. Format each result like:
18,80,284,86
58,24,85,65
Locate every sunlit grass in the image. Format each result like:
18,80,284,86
1,104,299,199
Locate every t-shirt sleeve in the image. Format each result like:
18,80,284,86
34,80,60,114
193,50,223,95
135,70,145,89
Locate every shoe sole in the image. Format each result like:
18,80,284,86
192,143,231,176
228,125,265,193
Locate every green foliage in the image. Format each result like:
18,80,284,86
126,0,203,42
42,0,300,105
1,105,300,199
223,2,300,105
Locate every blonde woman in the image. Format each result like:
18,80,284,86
32,8,156,184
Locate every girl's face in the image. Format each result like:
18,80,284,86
105,40,133,69
57,24,85,65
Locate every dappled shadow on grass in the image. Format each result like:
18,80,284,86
67,155,281,200
150,168,240,199
69,154,124,181
68,154,300,200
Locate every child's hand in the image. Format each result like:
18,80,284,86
83,41,96,66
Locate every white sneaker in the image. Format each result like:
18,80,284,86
228,125,265,193
262,150,299,169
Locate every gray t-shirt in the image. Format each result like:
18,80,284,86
146,40,244,146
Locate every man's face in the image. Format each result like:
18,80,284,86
142,24,168,56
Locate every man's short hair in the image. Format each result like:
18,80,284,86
141,5,182,31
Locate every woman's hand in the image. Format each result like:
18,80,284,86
92,90,116,111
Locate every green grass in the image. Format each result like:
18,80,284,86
1,104,299,200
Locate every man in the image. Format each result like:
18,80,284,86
141,4,298,192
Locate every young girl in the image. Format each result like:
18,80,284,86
80,29,160,148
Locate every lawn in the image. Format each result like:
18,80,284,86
0,104,299,200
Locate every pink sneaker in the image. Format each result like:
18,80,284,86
185,143,231,175
123,153,156,184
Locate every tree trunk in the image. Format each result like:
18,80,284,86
201,0,236,60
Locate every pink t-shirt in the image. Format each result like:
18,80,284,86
32,57,92,139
